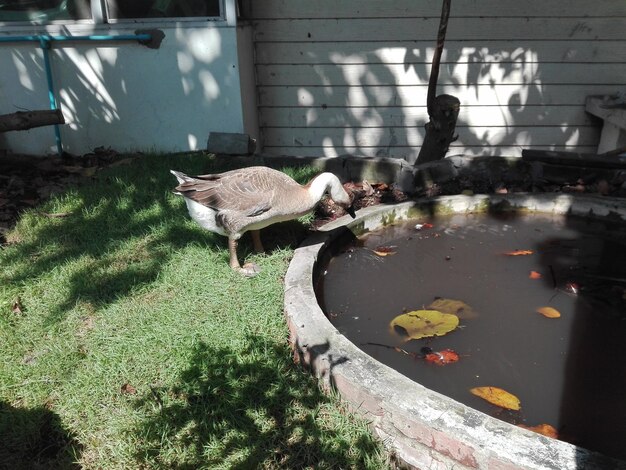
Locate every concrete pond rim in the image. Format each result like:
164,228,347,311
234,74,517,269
284,193,626,470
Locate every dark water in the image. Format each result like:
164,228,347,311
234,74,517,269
317,212,626,460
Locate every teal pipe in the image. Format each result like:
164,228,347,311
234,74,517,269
0,34,152,44
0,33,152,155
38,37,63,155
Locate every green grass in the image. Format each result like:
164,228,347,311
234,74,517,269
0,153,389,469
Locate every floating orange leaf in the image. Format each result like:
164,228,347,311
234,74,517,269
470,386,521,411
372,245,397,257
519,423,559,439
504,249,534,256
529,271,542,279
424,349,460,366
536,306,561,318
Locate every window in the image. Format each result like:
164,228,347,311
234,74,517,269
0,0,221,23
0,0,91,22
106,0,220,20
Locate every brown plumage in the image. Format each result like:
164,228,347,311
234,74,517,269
171,166,354,276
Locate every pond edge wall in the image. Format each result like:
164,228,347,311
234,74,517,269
284,194,626,470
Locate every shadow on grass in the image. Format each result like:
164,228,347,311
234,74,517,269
132,335,381,469
0,401,82,469
1,154,312,324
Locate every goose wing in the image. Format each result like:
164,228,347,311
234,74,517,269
173,167,296,217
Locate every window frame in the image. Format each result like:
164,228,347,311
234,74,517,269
0,0,226,28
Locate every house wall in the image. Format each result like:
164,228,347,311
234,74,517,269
0,0,259,156
248,0,626,162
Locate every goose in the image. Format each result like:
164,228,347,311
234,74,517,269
171,166,355,276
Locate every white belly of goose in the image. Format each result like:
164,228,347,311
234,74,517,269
184,198,228,237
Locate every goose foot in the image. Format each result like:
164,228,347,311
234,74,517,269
238,262,261,277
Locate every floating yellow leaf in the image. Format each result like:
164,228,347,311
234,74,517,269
470,386,521,411
519,423,558,439
536,306,561,318
427,298,477,320
372,245,397,257
390,310,459,341
504,249,534,256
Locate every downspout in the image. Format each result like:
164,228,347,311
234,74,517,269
0,31,163,155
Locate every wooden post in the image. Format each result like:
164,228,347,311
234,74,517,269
0,109,65,133
415,0,460,166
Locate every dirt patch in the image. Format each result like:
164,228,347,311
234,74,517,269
0,148,138,243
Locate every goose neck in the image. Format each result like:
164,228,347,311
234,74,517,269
308,173,345,202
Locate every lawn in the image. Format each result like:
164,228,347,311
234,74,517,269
0,152,388,469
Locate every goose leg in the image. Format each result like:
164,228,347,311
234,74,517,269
229,237,261,277
228,237,241,270
251,230,264,253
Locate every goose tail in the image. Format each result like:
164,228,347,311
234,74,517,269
170,170,191,185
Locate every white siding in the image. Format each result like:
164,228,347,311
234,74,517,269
0,0,257,156
248,0,626,161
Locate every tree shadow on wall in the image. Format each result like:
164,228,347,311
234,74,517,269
258,26,605,162
131,335,381,469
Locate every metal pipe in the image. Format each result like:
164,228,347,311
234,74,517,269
38,37,63,155
0,34,152,44
0,33,152,155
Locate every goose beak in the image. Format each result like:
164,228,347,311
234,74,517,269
346,206,356,219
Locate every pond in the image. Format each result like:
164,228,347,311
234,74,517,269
317,210,626,460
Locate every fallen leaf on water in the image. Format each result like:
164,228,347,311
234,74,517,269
529,271,542,279
536,306,561,318
504,249,534,256
390,310,459,341
427,298,477,320
519,423,559,439
470,386,521,411
424,349,460,366
372,245,397,257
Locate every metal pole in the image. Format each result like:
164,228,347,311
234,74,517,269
38,36,63,156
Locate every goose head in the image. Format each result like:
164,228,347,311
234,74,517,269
310,172,356,219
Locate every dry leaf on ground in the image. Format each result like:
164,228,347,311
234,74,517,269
121,383,137,395
11,297,23,315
